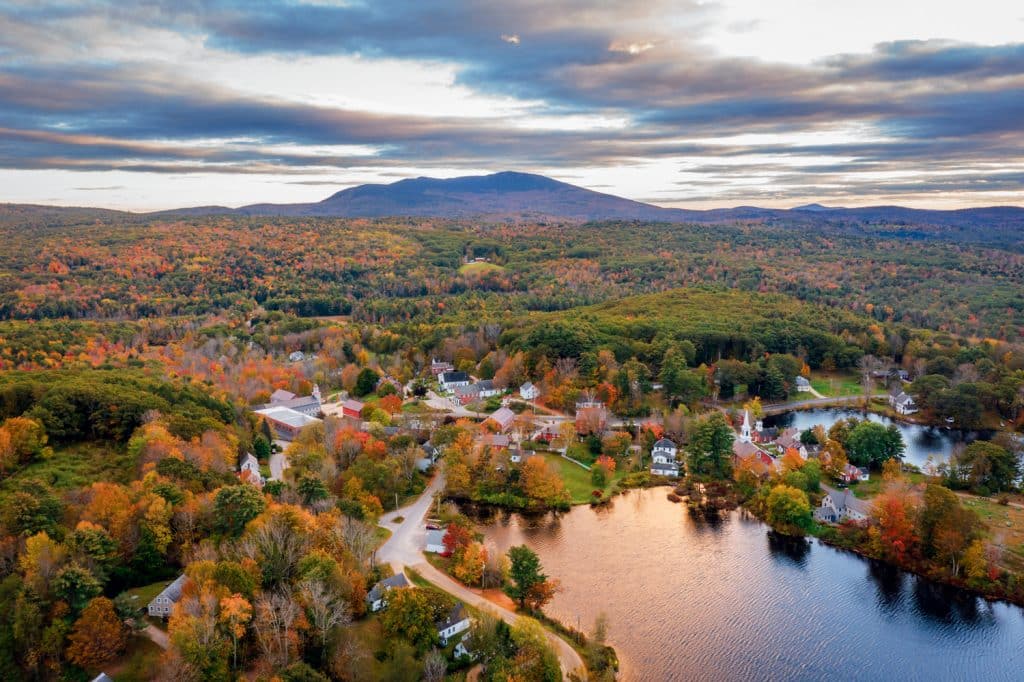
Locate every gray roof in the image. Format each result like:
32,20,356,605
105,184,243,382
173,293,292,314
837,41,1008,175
270,389,297,402
367,573,410,602
476,379,495,391
261,395,320,412
520,381,535,391
796,376,811,386
254,406,321,429
824,486,870,516
440,371,469,383
489,407,515,426
653,438,676,450
436,602,468,631
426,528,446,547
150,574,187,607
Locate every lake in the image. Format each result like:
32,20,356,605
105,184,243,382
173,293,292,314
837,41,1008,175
468,489,1024,681
764,408,990,468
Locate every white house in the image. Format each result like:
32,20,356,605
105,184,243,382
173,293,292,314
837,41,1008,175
476,379,502,398
366,573,410,612
650,438,680,477
425,528,446,553
795,376,812,392
889,391,918,415
417,442,439,472
840,463,871,483
439,371,471,392
436,603,471,645
288,351,305,362
148,574,188,618
239,452,264,487
814,486,870,524
520,381,539,400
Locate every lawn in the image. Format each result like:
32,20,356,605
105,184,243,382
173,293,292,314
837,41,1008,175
811,373,869,397
850,472,927,499
541,452,624,505
457,262,505,276
101,635,164,682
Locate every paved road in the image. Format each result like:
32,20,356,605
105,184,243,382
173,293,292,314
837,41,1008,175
269,448,290,482
377,470,586,680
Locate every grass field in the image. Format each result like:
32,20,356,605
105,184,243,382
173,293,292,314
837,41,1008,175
811,373,869,397
541,452,625,504
457,261,505,276
0,442,134,497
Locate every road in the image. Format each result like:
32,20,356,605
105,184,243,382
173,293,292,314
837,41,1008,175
269,449,290,481
377,470,586,680
142,624,169,649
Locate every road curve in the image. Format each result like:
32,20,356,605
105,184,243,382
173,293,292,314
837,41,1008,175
376,469,587,680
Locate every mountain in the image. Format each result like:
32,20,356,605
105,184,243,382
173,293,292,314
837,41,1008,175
227,171,699,221
4,172,1024,247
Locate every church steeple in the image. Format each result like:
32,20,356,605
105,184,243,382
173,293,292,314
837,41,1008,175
740,409,752,443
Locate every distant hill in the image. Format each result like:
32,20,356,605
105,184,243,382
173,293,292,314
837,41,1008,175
3,171,1023,247
227,171,697,221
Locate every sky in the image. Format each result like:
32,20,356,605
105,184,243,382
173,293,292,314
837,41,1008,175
2,0,1024,210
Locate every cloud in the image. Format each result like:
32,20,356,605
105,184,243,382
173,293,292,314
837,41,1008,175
0,1,1022,208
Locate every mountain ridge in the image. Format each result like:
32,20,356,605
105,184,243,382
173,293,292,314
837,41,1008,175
3,172,1024,235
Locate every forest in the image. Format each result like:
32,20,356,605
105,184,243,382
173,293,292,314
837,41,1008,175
1,215,1022,340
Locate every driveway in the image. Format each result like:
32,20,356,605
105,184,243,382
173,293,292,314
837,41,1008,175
269,449,290,482
377,469,586,680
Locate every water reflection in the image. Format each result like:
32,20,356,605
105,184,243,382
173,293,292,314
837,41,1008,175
467,488,1024,681
764,409,992,467
867,558,905,610
766,531,811,568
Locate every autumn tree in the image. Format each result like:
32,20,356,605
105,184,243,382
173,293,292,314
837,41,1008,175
869,488,918,562
66,597,126,668
214,485,266,536
381,588,454,652
218,593,252,670
453,542,488,586
520,457,568,506
765,485,812,535
505,545,557,611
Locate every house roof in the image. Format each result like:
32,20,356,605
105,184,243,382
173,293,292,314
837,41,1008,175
489,407,515,427
824,486,870,517
520,381,535,391
342,398,365,412
440,371,469,383
260,395,320,412
796,376,811,386
270,389,297,402
366,573,410,602
653,437,676,450
240,452,259,469
454,384,481,396
426,528,446,547
732,440,762,458
254,406,322,429
150,574,187,606
480,434,510,448
436,603,468,631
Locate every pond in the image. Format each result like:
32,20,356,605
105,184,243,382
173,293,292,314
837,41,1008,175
467,488,1024,681
764,408,991,468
